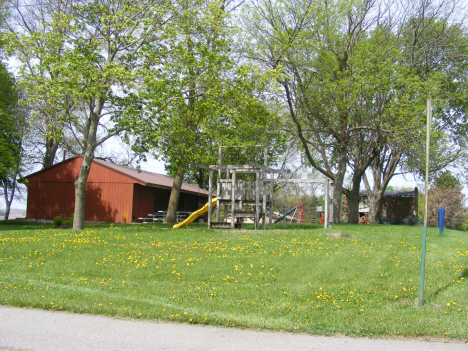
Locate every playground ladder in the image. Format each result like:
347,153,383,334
296,202,306,224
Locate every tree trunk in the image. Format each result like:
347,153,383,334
367,194,384,224
332,147,348,224
43,136,60,169
343,171,362,224
363,147,403,224
73,153,93,230
164,167,184,224
2,171,18,220
3,190,11,220
195,168,207,190
346,187,360,223
4,203,10,220
72,105,101,230
363,171,385,224
332,185,342,224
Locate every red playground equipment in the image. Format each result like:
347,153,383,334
275,202,306,224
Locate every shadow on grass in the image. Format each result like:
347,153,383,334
0,220,178,231
431,268,468,300
0,220,53,231
238,222,324,231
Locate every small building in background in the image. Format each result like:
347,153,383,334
343,188,419,225
25,155,209,223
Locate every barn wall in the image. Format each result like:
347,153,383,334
27,180,134,223
28,157,81,183
28,157,138,185
26,182,75,221
27,157,137,223
177,193,186,212
198,195,208,208
132,184,154,221
83,182,134,223
87,161,135,184
26,158,80,220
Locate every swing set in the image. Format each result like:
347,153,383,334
195,145,334,230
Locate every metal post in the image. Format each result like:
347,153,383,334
269,172,273,229
290,208,297,223
262,172,267,230
216,146,222,222
420,97,432,306
329,181,334,228
224,169,230,223
208,170,213,228
231,170,236,230
284,183,287,230
324,179,329,229
255,171,260,230
263,146,268,229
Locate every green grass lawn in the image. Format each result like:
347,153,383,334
0,220,466,340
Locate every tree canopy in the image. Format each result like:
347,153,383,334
0,59,27,219
2,0,467,227
7,0,179,228
243,0,468,223
128,0,283,222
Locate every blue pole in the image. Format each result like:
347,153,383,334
438,208,445,235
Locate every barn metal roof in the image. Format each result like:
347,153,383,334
92,158,210,195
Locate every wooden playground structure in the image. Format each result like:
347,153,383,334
197,145,334,230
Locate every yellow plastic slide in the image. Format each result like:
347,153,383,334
173,199,217,229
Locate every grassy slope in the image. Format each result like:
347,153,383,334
0,220,466,340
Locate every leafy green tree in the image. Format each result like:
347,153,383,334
6,0,138,169
244,0,468,223
421,173,465,229
427,185,465,230
6,0,79,168
0,64,17,178
132,0,281,223
0,0,28,218
363,10,468,223
243,0,427,223
6,0,177,229
0,61,27,220
433,171,461,189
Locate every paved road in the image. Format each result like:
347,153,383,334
1,306,467,351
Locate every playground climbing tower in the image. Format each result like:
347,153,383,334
197,145,285,230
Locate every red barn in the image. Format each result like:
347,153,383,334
25,155,209,223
